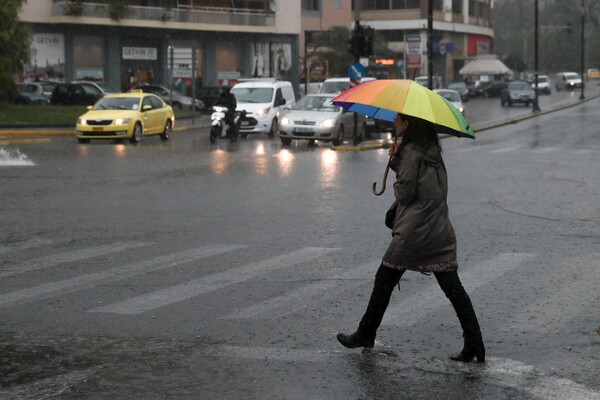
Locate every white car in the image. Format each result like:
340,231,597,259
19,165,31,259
531,75,551,95
434,89,465,115
278,94,366,146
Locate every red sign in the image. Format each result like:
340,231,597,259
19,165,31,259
406,54,421,70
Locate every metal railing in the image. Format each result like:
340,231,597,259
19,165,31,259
52,2,275,26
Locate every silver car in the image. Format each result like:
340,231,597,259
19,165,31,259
132,84,203,111
278,94,366,146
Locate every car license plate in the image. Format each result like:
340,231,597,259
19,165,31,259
294,127,313,133
92,127,103,132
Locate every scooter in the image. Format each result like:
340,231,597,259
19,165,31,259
209,106,246,143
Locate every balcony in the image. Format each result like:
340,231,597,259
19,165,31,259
52,1,275,27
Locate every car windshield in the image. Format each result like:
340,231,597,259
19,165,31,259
510,83,530,90
93,97,141,110
565,74,580,80
294,96,339,111
231,87,273,103
320,81,349,93
537,77,548,83
436,91,460,102
448,83,466,90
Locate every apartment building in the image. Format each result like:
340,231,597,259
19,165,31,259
19,0,301,94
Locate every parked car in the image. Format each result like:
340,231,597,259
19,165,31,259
195,86,220,112
554,72,582,91
232,79,296,137
586,68,600,80
74,81,121,95
434,89,465,115
51,82,104,106
131,84,203,110
531,75,551,95
76,90,174,144
36,80,59,99
278,94,366,146
415,75,443,89
500,81,535,107
472,80,507,98
447,82,470,102
16,83,51,105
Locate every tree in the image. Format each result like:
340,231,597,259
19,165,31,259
309,27,356,78
0,0,32,101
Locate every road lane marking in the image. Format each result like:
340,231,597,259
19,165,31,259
0,238,54,254
89,247,340,315
0,242,149,279
382,253,537,327
0,244,246,308
221,260,377,320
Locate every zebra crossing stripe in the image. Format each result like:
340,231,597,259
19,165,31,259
222,260,378,320
0,244,246,308
89,247,340,315
0,242,149,279
382,253,536,327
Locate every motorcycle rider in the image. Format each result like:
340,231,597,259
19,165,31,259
213,85,238,136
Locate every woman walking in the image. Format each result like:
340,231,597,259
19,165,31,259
336,113,485,363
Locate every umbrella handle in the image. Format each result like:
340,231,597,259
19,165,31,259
372,163,390,196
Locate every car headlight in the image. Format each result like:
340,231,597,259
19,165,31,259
77,118,87,125
115,118,131,125
281,117,290,125
458,107,465,114
320,119,335,128
256,107,270,116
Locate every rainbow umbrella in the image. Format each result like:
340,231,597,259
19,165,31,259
332,79,475,139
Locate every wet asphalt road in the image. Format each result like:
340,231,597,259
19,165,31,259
1,89,600,399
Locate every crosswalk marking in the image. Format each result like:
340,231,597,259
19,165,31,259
199,346,600,400
382,253,537,327
89,247,340,315
0,244,246,308
222,260,377,320
0,242,149,279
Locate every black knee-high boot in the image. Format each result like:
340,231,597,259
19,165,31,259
435,271,485,363
337,265,403,349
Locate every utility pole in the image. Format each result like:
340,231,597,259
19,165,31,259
580,0,585,100
427,0,433,90
352,0,361,144
533,0,541,112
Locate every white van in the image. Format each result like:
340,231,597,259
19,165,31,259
318,77,375,94
231,80,296,137
554,72,582,91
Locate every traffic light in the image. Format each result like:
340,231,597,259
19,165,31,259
362,27,374,57
348,32,364,58
348,26,375,58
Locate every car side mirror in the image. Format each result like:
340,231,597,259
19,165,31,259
277,98,286,106
143,105,153,111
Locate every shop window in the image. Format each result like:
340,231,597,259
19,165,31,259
73,35,105,81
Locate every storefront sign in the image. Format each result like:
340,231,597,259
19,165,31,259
122,47,157,60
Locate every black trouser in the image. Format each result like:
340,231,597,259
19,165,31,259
357,264,483,348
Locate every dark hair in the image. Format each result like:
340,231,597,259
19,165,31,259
398,114,441,153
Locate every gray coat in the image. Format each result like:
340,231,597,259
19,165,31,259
382,142,457,267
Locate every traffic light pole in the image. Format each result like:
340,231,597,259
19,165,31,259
580,0,585,100
427,0,433,90
533,0,541,112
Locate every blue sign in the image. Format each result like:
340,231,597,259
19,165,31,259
347,63,365,81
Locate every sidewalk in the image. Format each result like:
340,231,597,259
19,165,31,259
1,88,599,151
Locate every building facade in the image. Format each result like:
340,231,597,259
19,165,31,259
19,0,301,95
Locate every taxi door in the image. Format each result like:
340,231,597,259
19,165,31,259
141,96,159,134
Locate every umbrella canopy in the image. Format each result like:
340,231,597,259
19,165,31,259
332,79,475,139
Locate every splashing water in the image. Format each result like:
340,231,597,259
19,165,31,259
0,147,34,166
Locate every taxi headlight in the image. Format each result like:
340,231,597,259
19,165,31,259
115,118,131,125
281,117,290,125
77,118,87,125
256,107,270,116
320,119,335,128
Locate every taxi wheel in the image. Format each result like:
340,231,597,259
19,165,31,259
130,123,142,144
160,120,172,141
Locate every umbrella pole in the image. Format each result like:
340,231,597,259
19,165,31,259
372,134,397,196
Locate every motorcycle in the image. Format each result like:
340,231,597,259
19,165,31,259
209,106,246,143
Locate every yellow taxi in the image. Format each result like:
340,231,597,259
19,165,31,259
587,68,600,80
76,90,175,144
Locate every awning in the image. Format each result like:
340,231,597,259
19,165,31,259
459,59,511,75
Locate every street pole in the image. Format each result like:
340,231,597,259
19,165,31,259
427,0,433,90
353,0,361,144
533,0,541,112
304,30,308,96
580,0,585,100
